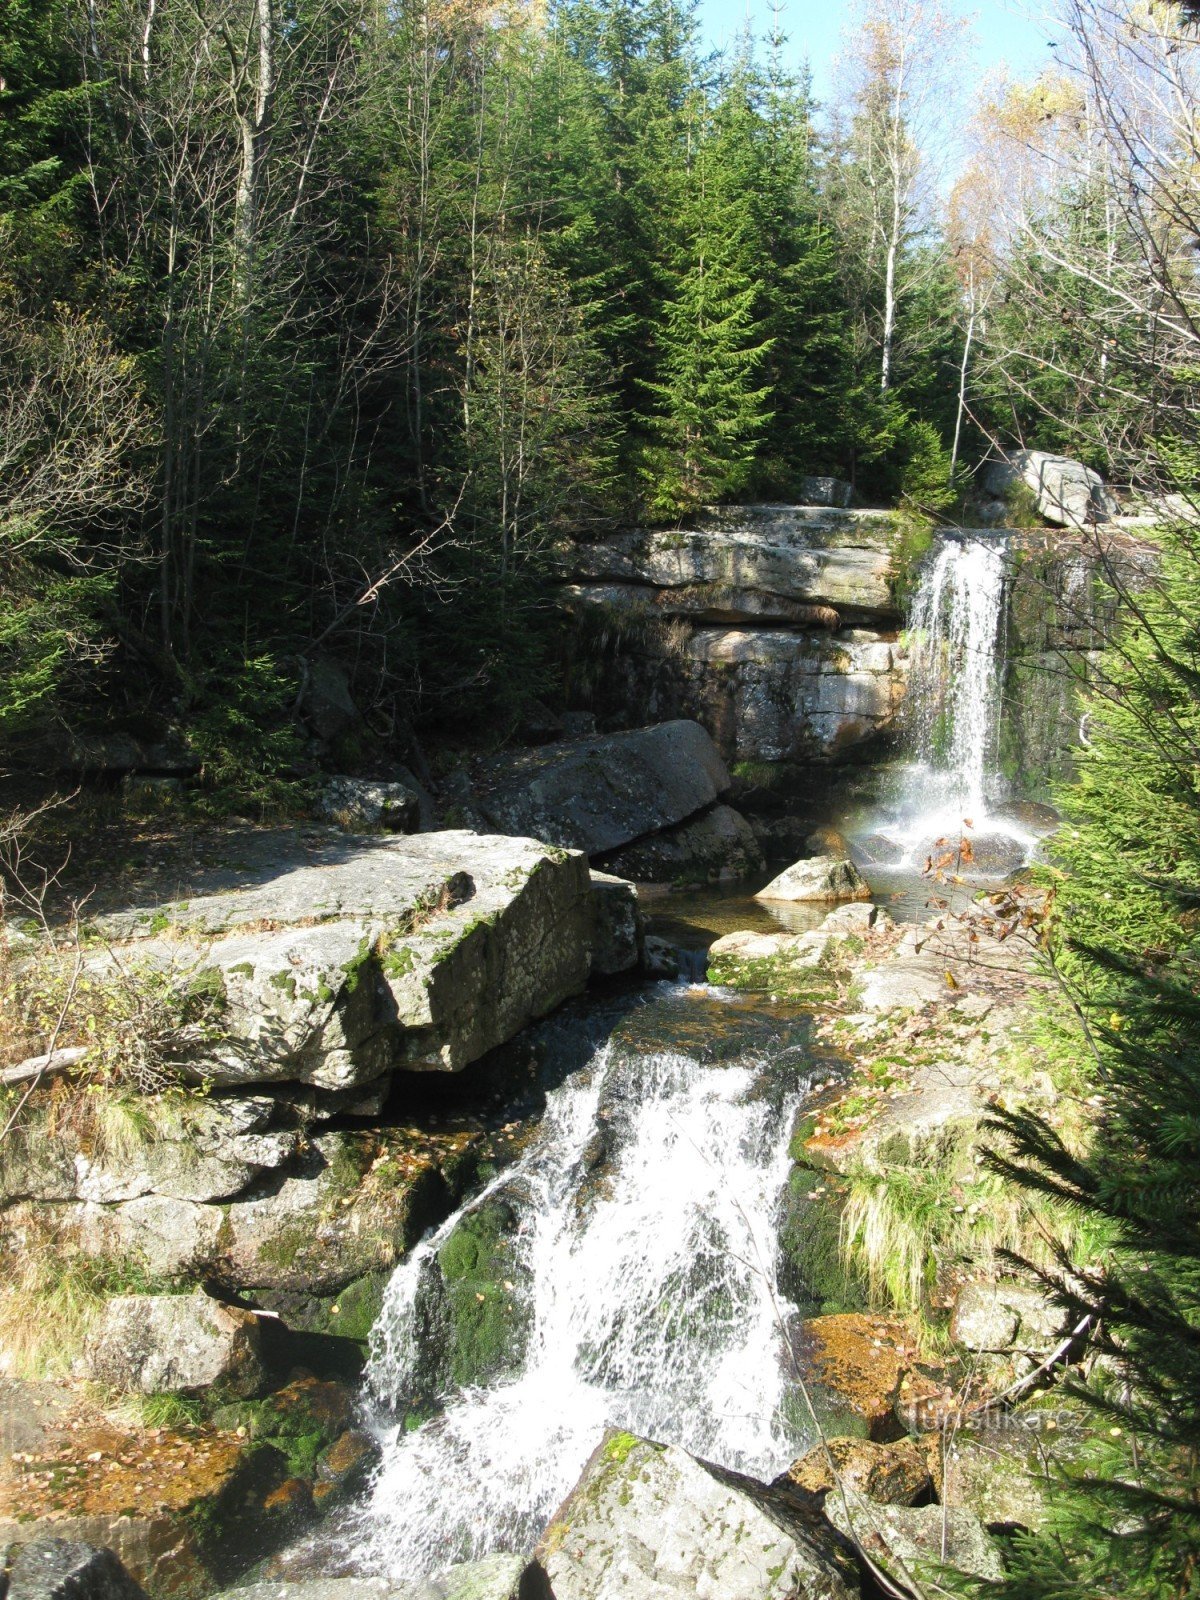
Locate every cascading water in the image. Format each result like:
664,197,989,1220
903,535,1008,827
333,1017,811,1583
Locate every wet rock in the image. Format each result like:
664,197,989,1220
992,799,1060,832
311,1429,378,1512
438,1556,525,1600
528,1429,856,1600
4,1541,148,1600
0,1415,295,1596
85,1291,265,1399
218,1585,393,1600
779,1436,931,1505
982,451,1118,530
434,1197,532,1390
824,1490,1004,1583
600,804,763,886
217,1130,449,1295
756,858,870,904
641,936,681,979
95,831,595,1083
316,778,420,834
587,873,642,977
474,721,730,857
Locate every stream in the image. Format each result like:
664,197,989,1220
283,531,1063,1585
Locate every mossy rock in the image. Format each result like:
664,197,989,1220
212,1375,354,1481
778,1163,867,1316
437,1196,532,1390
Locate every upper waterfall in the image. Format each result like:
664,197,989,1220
903,535,1009,826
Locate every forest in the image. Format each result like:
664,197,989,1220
1,0,1124,772
2,0,1200,1594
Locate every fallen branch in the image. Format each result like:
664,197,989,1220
0,1045,89,1087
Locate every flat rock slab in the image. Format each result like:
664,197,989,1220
528,1430,855,1600
473,722,730,857
92,831,595,1085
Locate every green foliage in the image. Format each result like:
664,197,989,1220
184,655,312,817
977,513,1200,1596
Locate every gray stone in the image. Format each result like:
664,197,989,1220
474,721,730,857
85,1291,264,1398
708,929,830,978
641,936,681,978
317,778,420,833
856,961,949,1014
76,1195,226,1279
566,610,906,765
982,451,1119,530
529,1430,855,1600
952,1281,1065,1353
824,1490,1004,1584
46,730,197,778
951,1283,1020,1352
588,872,642,977
798,476,853,509
5,1541,148,1600
95,831,595,1084
304,660,360,742
756,857,871,904
820,902,891,934
601,804,764,885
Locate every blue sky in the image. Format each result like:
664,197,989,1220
696,0,1058,104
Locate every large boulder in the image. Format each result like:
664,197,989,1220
94,831,595,1083
473,722,731,857
527,1430,856,1600
755,858,871,904
982,451,1119,529
600,803,764,885
85,1291,264,1399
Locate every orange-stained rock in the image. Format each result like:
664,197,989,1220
311,1428,377,1508
799,1313,919,1440
779,1435,932,1505
0,1382,292,1598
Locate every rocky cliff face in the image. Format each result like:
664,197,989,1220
564,506,908,768
563,505,1130,792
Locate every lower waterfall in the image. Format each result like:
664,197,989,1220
343,1010,810,1580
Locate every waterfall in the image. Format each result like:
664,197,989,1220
901,535,1008,829
342,1034,809,1582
